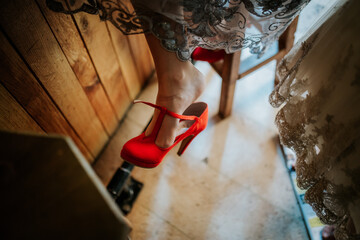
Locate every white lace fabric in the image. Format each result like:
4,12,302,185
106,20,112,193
132,0,310,60
46,0,310,60
270,1,360,239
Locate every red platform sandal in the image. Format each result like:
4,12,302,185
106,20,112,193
120,100,208,168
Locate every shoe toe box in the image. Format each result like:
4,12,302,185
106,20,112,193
121,135,166,167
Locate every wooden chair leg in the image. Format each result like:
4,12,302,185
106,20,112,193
275,16,299,85
218,50,241,118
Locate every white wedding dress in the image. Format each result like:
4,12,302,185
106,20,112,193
270,0,360,239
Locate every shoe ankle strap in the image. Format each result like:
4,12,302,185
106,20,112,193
133,100,198,121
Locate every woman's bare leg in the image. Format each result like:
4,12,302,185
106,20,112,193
145,34,205,148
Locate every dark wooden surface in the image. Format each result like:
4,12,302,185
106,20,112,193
0,84,44,133
0,130,131,239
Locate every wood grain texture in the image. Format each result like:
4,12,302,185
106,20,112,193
0,84,44,133
107,22,141,99
73,12,131,119
0,0,108,158
36,0,119,135
127,34,155,85
0,31,93,161
121,0,155,84
0,131,131,239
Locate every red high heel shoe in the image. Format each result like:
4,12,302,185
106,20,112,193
120,100,208,168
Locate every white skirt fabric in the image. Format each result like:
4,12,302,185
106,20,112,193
46,0,310,60
270,0,360,239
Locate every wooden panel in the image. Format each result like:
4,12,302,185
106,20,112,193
73,12,131,119
0,131,131,239
0,31,93,161
219,51,241,118
127,34,154,84
36,0,119,135
107,23,141,99
121,0,155,84
0,84,44,133
0,0,108,158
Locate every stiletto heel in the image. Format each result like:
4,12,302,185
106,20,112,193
121,100,208,168
177,134,196,156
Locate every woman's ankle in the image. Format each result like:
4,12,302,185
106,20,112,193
156,65,205,112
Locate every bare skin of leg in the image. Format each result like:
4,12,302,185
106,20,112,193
145,34,205,148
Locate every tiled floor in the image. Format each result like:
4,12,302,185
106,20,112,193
118,60,308,240
93,1,333,239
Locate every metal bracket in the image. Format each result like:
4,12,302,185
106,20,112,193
107,161,143,215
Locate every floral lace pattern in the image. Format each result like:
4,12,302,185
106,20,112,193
270,1,360,239
46,0,310,60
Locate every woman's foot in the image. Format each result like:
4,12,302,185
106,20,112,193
145,63,205,148
143,33,206,148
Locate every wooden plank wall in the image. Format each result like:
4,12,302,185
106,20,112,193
0,0,154,163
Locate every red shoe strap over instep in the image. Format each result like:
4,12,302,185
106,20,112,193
133,100,199,140
133,100,199,121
